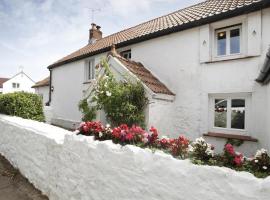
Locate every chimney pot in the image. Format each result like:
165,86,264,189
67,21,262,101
89,23,102,44
110,44,118,56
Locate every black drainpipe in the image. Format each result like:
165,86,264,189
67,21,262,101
46,69,52,106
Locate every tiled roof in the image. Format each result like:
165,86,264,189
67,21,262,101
48,0,269,69
0,78,9,88
32,77,50,88
113,55,174,95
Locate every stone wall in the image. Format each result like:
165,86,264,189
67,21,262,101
0,114,269,200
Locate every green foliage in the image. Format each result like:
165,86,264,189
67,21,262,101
78,99,96,121
0,92,45,122
226,138,244,147
94,59,148,127
79,59,148,127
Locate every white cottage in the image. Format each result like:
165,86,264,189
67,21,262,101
2,71,35,94
47,0,270,154
32,76,50,105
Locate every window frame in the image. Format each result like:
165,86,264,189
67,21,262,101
120,50,131,60
12,83,16,88
209,93,251,134
85,59,95,81
215,24,242,58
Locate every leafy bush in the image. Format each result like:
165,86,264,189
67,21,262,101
222,143,244,167
80,59,148,127
248,149,270,177
189,137,215,162
78,99,96,121
0,92,45,122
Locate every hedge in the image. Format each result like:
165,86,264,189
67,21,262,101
0,92,45,122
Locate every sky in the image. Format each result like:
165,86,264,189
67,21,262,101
0,0,203,81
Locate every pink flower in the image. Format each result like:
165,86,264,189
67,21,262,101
225,144,235,155
83,125,89,133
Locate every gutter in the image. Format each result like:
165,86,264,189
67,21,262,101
48,0,270,70
256,48,270,85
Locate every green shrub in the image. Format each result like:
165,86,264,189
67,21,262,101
78,98,97,121
79,59,148,127
0,92,45,122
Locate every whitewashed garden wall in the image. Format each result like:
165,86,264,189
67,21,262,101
0,114,270,200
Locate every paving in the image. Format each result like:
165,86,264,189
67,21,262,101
0,154,48,200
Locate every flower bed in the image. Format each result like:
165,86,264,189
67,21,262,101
78,121,270,178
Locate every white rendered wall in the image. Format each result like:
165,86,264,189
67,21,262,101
130,8,270,145
34,86,49,105
2,72,35,94
0,115,270,200
50,54,106,129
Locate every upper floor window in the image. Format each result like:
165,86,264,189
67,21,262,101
120,50,131,59
216,25,241,57
86,59,95,80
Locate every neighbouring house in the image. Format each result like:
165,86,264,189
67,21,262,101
32,76,50,105
0,78,9,94
47,0,270,154
2,71,35,94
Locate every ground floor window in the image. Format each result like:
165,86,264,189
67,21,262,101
209,93,251,134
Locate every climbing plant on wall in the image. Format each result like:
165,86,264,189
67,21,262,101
79,59,148,127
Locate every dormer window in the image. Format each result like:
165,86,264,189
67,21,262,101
216,25,241,57
120,50,131,59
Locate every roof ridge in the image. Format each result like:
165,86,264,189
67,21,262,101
98,0,208,43
49,0,269,69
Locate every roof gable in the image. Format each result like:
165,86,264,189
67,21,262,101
109,54,174,96
48,0,270,69
0,78,9,88
32,77,50,88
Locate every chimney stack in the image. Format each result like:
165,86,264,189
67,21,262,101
89,23,102,44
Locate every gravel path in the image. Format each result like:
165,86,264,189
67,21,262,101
0,154,48,200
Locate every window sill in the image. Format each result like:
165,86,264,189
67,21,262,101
205,55,258,63
83,80,95,84
203,132,258,142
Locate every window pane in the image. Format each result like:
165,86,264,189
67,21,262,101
217,31,226,56
88,61,95,80
214,99,227,128
91,61,95,79
230,29,240,54
231,99,245,129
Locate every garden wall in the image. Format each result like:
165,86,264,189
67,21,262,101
0,114,269,200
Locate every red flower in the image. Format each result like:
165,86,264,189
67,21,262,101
224,144,235,155
150,126,158,135
112,127,121,139
120,124,129,131
234,154,243,166
125,133,134,141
